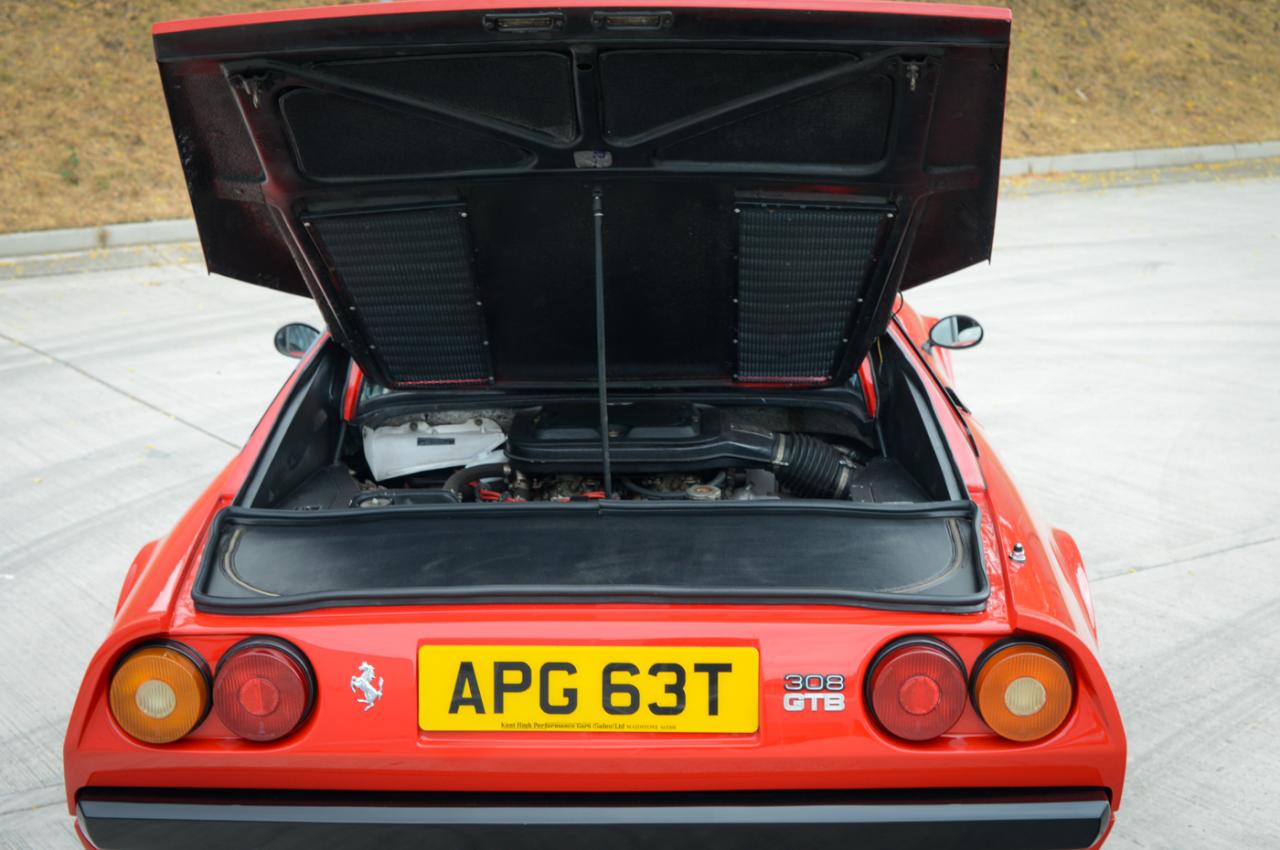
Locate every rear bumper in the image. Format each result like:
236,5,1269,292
77,788,1111,849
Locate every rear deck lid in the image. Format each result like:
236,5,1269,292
154,1,1010,391
195,499,988,614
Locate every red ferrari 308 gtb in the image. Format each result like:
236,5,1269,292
64,1,1126,847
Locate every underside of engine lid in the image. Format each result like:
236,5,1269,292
153,2,1009,391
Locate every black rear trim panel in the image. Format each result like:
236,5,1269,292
78,787,1110,850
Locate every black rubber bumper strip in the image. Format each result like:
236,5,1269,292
77,788,1111,850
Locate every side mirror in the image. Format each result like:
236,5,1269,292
274,322,321,359
925,314,984,353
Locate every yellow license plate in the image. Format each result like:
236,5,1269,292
419,645,759,733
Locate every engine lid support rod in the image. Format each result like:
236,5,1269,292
592,187,613,498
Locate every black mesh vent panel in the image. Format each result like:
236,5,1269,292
281,90,530,179
736,205,885,382
308,207,492,387
658,77,892,166
318,53,578,142
601,50,853,140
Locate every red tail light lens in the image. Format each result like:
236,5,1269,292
867,637,967,741
213,638,314,742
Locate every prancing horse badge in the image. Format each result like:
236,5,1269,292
350,661,384,711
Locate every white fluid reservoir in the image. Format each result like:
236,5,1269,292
362,419,506,482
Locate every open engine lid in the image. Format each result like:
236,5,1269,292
154,1,1009,391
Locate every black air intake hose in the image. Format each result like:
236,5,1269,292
443,463,508,498
771,434,855,499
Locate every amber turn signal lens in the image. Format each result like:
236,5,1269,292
973,642,1073,742
109,643,210,744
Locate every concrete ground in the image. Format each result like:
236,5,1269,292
1,173,1277,848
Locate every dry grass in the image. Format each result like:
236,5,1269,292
0,0,319,234
998,0,1280,157
1,0,1277,233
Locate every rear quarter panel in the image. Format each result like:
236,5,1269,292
893,299,1126,808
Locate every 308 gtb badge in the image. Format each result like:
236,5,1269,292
782,673,847,712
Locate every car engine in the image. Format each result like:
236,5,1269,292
349,401,878,506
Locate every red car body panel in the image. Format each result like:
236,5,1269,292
153,0,1011,36
65,307,1125,814
67,1,1124,846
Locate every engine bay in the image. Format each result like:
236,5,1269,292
216,341,984,611
277,400,930,510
